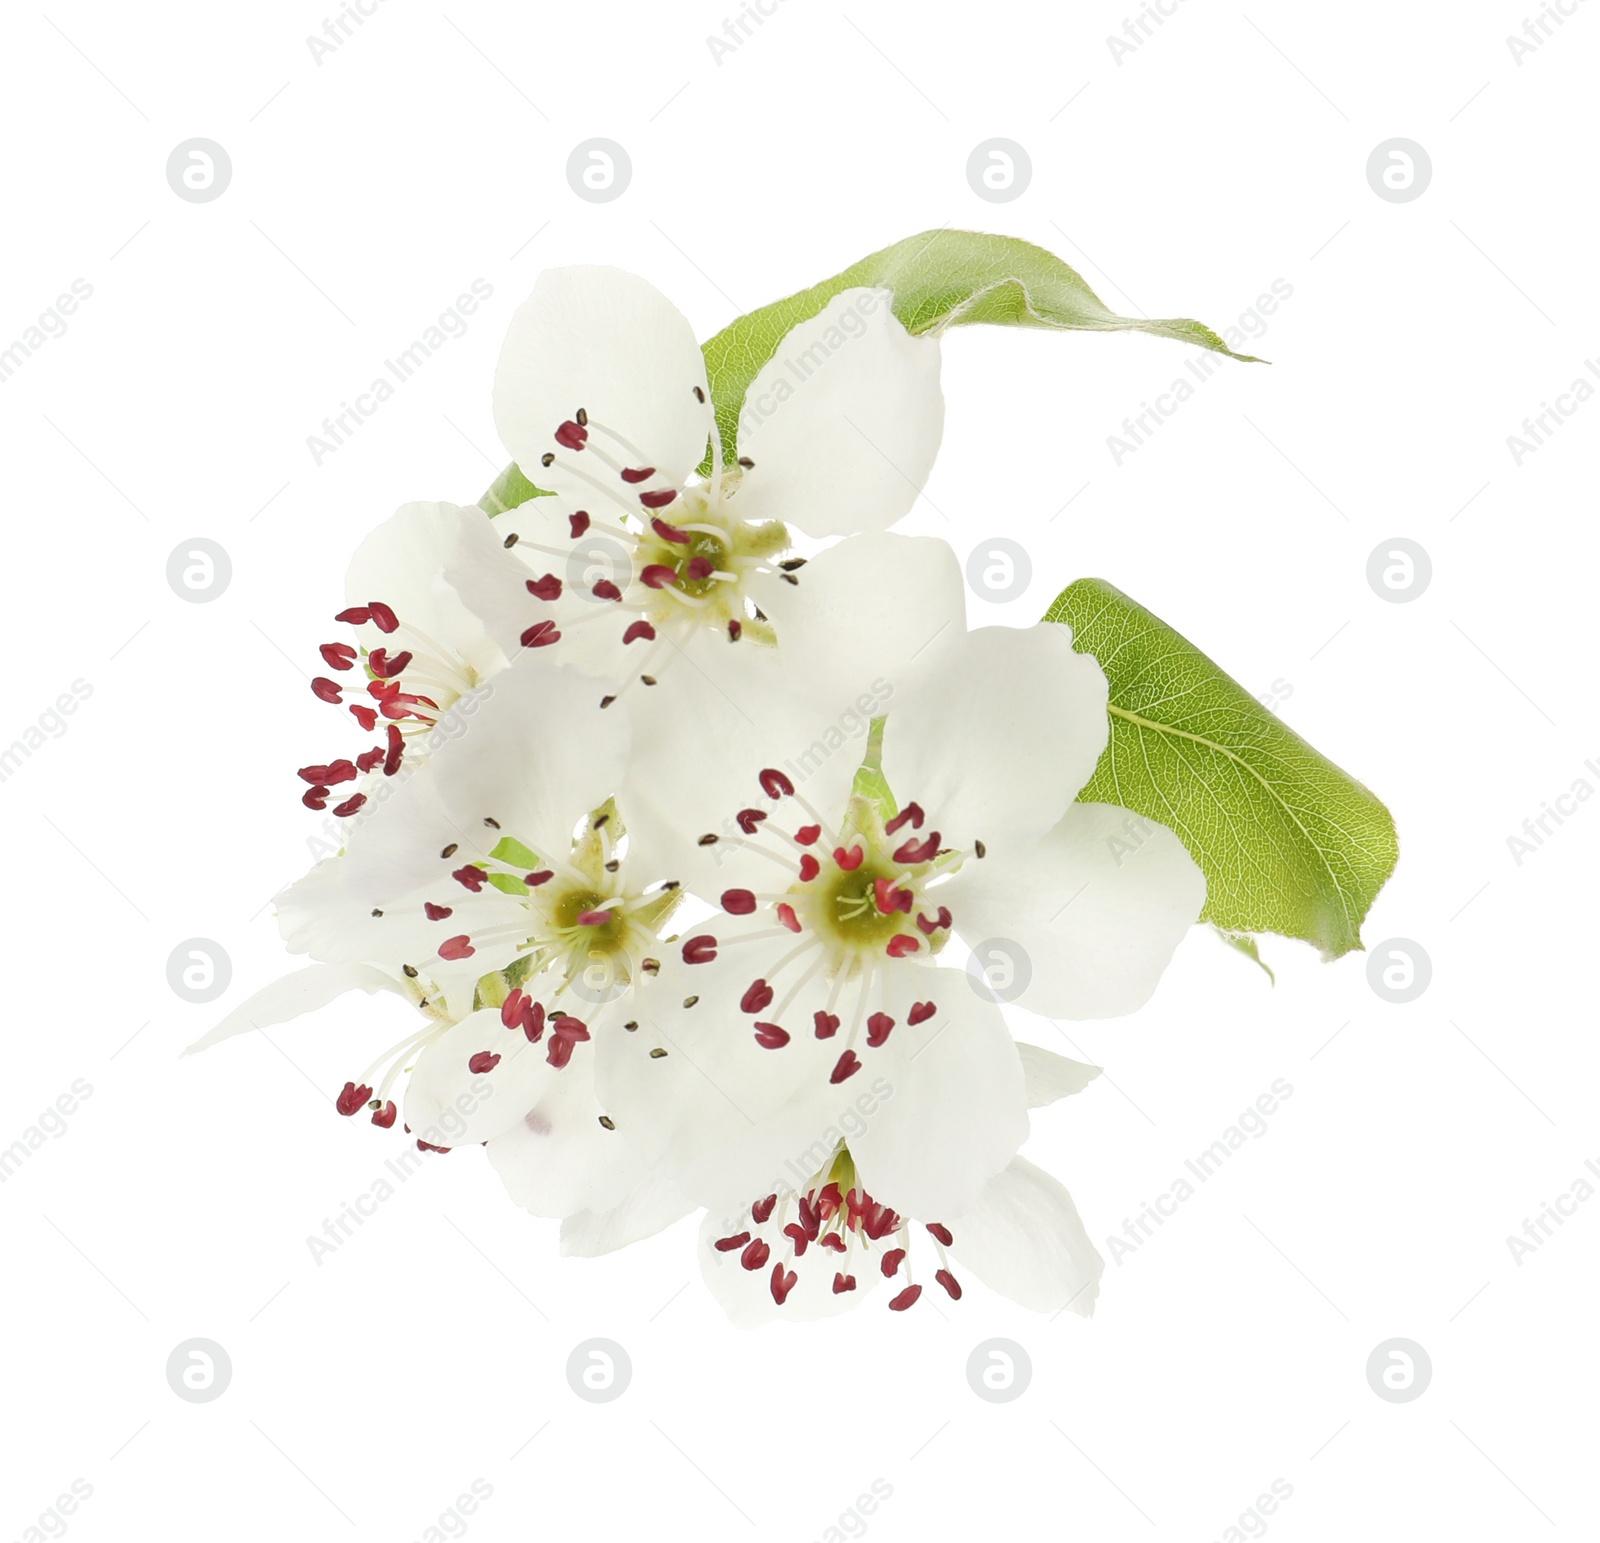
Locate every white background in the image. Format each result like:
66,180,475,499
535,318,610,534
3,2,1596,1539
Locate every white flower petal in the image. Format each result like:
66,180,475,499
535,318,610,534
751,532,965,704
847,962,1028,1221
493,267,711,504
1018,1043,1102,1108
403,1009,559,1148
946,1157,1103,1316
949,802,1205,1019
486,1052,655,1217
184,962,402,1054
345,502,505,682
560,1180,695,1257
879,623,1108,850
736,288,943,538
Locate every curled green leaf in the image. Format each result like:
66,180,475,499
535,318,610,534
1045,578,1397,960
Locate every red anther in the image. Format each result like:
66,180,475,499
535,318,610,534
500,989,530,1030
525,870,554,887
356,747,385,773
739,1237,771,1272
336,1081,372,1116
302,786,330,810
833,1272,857,1294
893,832,940,864
741,979,774,1014
452,865,487,891
332,793,367,818
782,1223,810,1256
770,1264,798,1305
554,419,588,450
795,824,821,845
908,1001,937,1026
881,1247,907,1277
438,935,475,960
796,1195,822,1238
368,679,399,701
622,466,658,484
727,619,742,641
569,511,591,538
551,1015,590,1042
886,935,920,958
546,1028,585,1070
736,808,767,835
686,556,713,582
682,935,718,965
639,488,678,509
829,1050,862,1084
821,1234,847,1254
368,647,414,679
639,563,677,589
524,1001,546,1043
423,902,453,921
866,1012,895,1048
926,1222,954,1246
575,909,613,926
328,760,358,783
817,1182,843,1212
417,1140,451,1154
311,677,343,703
350,705,378,731
383,724,404,777
888,1283,923,1311
714,1232,751,1252
833,845,865,871
520,620,561,649
935,1269,962,1300
916,906,953,936
371,1101,397,1129
525,573,563,601
592,579,622,601
885,802,925,835
621,620,657,645
721,889,757,915
320,642,357,670
334,606,371,625
798,854,821,882
776,903,801,934
813,1011,840,1039
468,1051,500,1074
650,515,688,542
366,601,399,633
873,877,912,915
296,763,335,784
759,768,795,799
752,1194,778,1223
754,1022,789,1049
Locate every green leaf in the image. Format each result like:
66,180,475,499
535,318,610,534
849,716,898,822
485,872,530,897
488,835,540,869
1214,927,1275,985
479,461,547,516
701,228,1261,466
1044,579,1397,960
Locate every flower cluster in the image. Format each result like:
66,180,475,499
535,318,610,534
195,267,1205,1325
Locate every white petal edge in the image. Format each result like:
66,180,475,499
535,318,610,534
947,1157,1104,1316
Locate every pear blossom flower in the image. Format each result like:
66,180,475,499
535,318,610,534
445,266,943,706
297,502,509,817
588,623,1203,1315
